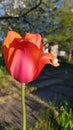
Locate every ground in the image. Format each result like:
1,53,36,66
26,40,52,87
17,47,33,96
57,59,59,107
0,62,73,129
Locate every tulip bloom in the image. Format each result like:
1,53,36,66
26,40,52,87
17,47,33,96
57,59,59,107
3,31,59,83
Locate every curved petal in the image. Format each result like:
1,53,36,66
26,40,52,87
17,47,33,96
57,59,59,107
24,33,43,51
40,53,60,67
3,31,21,48
33,53,60,80
5,39,41,83
3,31,21,71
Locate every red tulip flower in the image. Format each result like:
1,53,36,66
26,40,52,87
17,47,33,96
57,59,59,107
3,31,59,83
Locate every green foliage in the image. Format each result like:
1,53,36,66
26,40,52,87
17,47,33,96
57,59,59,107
30,102,73,130
57,102,73,130
36,108,58,130
0,55,7,75
0,124,20,130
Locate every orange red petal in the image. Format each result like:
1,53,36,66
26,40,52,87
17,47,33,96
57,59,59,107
24,33,43,51
3,31,59,83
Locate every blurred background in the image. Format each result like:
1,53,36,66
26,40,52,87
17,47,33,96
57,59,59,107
0,1,73,130
0,0,73,63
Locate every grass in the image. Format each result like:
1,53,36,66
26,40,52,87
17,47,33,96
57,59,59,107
0,123,20,130
0,55,8,76
30,102,73,130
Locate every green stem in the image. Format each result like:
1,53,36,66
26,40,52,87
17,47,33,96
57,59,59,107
21,84,26,130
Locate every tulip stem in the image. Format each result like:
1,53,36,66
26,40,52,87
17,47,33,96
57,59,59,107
21,84,26,130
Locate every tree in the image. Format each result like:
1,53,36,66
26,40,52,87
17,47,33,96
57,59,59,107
0,0,60,36
0,0,73,61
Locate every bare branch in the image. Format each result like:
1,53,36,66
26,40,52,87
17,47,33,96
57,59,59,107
23,0,42,16
0,0,42,20
0,16,19,20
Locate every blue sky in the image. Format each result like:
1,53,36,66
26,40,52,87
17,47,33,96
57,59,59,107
55,0,62,7
0,8,4,15
0,0,8,15
0,5,4,15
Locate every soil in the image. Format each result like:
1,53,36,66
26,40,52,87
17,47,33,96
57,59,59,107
0,62,73,130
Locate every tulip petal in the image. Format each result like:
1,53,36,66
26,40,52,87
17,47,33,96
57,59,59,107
3,31,21,71
7,39,41,83
24,33,43,51
3,31,21,48
33,53,60,80
40,53,60,67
